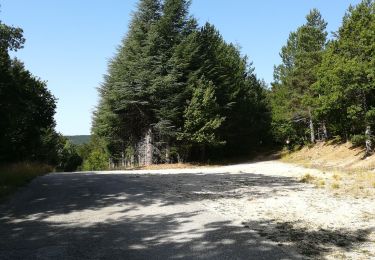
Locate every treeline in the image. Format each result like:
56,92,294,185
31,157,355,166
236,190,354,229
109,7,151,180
0,20,60,165
0,19,87,172
2,0,373,171
93,0,375,167
92,0,270,166
270,0,375,148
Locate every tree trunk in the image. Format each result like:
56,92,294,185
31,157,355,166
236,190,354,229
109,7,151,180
131,155,135,168
165,144,170,164
108,158,113,170
308,108,315,143
145,128,153,166
322,121,328,141
365,125,372,155
200,146,206,162
121,152,125,168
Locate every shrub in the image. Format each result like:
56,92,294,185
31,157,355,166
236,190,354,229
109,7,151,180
58,141,83,172
300,173,315,183
317,180,325,187
350,135,366,147
82,150,109,171
327,135,343,145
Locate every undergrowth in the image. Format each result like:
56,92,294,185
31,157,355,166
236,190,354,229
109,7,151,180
0,162,53,200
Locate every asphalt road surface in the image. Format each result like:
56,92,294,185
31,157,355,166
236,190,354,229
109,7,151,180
0,164,305,259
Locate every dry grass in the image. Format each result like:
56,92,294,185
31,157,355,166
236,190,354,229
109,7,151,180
333,173,342,181
300,173,316,183
316,179,326,188
116,162,218,171
299,173,327,189
282,142,375,171
331,182,340,189
0,162,53,200
285,142,375,197
140,163,213,170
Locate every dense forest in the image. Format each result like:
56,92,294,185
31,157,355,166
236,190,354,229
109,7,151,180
270,1,375,149
92,0,375,168
0,20,84,171
92,0,270,167
1,0,374,171
0,20,59,165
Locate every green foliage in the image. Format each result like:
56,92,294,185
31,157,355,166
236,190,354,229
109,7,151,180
314,0,375,137
82,150,109,171
92,0,270,163
65,135,91,145
181,77,225,146
0,19,58,165
77,136,110,171
271,9,327,145
350,135,366,147
270,0,375,148
58,140,83,172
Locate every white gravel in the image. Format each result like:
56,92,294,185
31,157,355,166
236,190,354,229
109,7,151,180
101,160,375,259
1,161,374,259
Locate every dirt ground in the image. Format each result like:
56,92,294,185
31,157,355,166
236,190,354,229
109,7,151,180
1,161,374,259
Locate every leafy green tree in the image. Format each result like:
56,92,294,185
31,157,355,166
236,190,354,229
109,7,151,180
314,0,375,139
0,20,58,164
82,150,109,171
271,9,327,144
58,140,83,172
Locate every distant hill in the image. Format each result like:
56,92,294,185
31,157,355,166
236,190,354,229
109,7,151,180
65,135,91,145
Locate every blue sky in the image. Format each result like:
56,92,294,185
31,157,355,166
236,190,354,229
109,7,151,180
1,0,361,135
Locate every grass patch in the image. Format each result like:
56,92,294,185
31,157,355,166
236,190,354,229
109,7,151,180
300,173,327,188
316,179,326,188
300,173,316,183
0,162,53,200
282,142,375,197
333,173,342,181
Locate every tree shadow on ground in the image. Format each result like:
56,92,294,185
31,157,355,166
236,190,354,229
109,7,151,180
0,171,304,220
1,210,303,259
0,171,373,259
247,219,373,258
0,210,372,259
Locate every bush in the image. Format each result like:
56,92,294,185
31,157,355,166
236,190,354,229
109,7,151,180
58,141,83,172
350,135,366,147
82,150,109,171
300,173,315,183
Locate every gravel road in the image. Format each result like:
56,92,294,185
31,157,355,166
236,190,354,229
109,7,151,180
0,161,374,259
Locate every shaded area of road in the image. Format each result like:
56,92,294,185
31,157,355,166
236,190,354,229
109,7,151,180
0,169,371,259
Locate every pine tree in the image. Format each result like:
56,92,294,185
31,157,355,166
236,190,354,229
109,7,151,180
271,9,327,144
181,77,225,159
93,0,271,164
314,0,375,139
93,0,162,163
